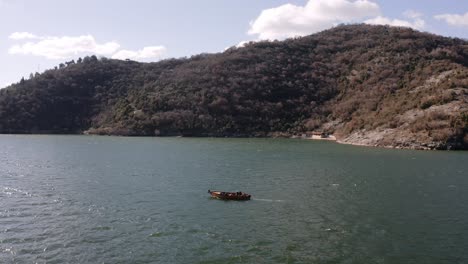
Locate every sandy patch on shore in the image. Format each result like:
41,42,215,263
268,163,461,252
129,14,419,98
307,135,337,141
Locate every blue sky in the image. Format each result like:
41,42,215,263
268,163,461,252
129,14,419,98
1,0,467,87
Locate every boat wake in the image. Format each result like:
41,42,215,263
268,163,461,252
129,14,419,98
252,198,285,203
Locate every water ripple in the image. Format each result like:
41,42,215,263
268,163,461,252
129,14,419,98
0,136,467,263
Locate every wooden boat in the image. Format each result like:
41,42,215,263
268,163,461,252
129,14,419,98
208,190,251,200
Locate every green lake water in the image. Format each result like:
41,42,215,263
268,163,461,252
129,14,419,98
0,135,467,263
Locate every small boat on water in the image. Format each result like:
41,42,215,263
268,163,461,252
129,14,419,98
208,190,251,200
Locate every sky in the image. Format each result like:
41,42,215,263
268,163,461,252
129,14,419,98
0,0,467,88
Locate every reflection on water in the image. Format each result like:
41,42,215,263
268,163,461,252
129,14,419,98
0,135,467,263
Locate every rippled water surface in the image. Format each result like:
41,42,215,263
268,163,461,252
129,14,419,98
1,135,468,263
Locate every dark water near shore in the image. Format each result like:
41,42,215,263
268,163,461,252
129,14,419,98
1,135,467,263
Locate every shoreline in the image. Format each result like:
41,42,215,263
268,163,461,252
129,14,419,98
0,132,462,151
299,134,457,151
303,135,337,141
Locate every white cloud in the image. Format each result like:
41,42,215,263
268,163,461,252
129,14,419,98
403,10,423,19
248,0,380,40
235,40,250,48
8,32,167,61
8,32,40,40
111,46,166,61
435,12,468,27
365,16,425,29
9,35,120,59
224,40,254,52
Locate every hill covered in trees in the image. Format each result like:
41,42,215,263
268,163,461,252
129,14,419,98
0,24,467,149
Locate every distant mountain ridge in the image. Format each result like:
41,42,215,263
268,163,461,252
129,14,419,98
0,24,467,149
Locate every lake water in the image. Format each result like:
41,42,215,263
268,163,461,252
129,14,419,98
0,135,467,263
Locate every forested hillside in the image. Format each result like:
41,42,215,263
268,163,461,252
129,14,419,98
1,24,467,149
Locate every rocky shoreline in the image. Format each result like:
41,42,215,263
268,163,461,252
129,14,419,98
83,128,464,150
336,130,463,150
